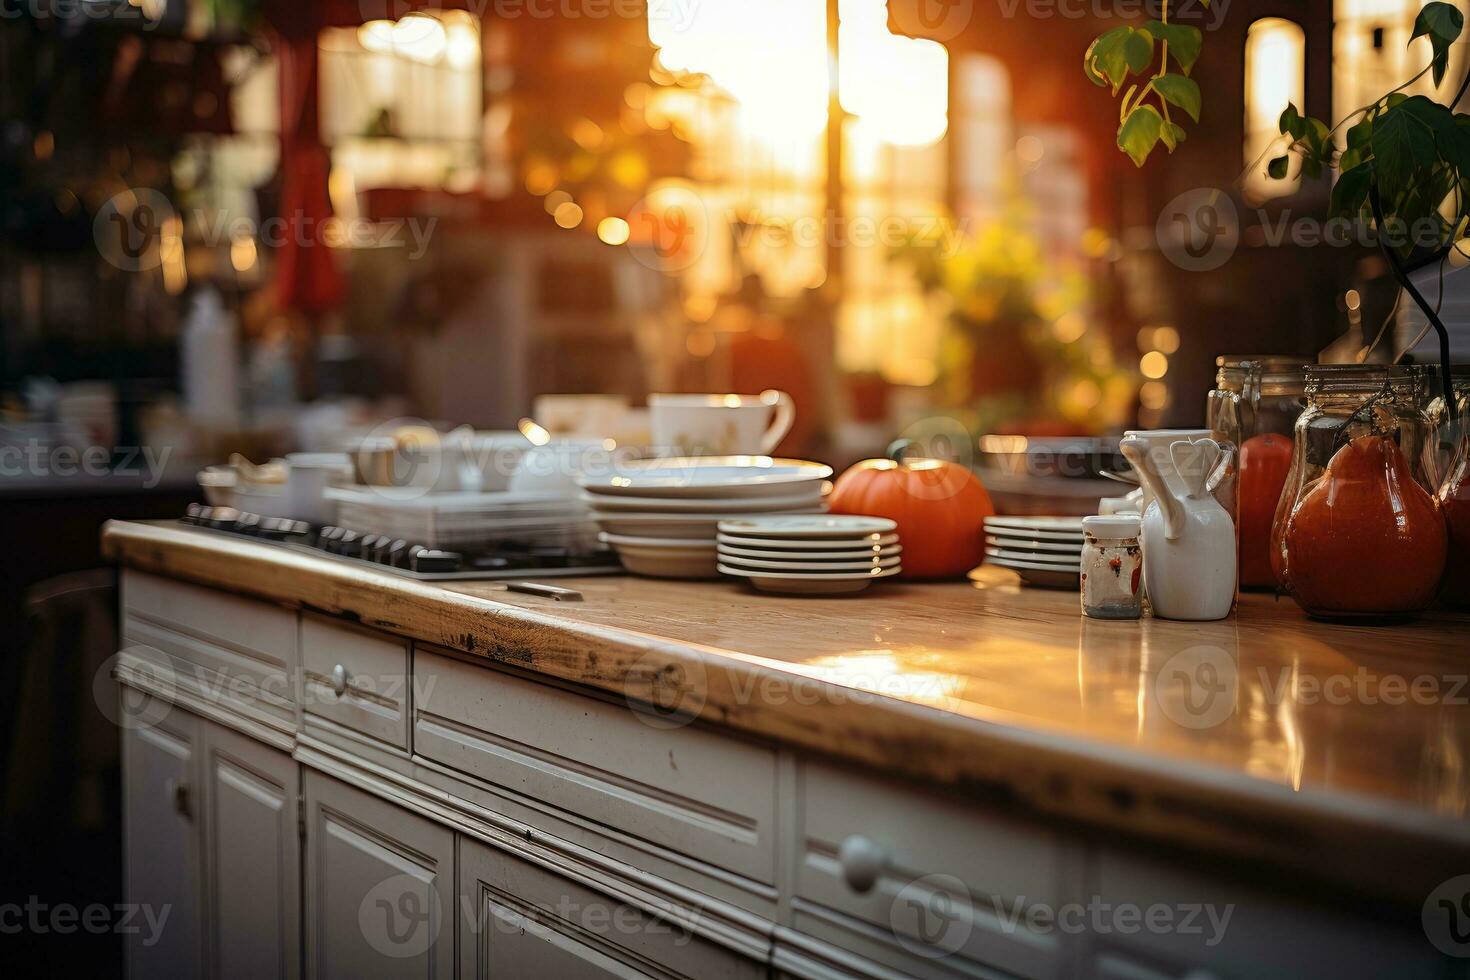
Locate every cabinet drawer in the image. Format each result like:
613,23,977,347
459,835,766,980
1088,850,1450,979
300,615,410,751
414,648,778,885
794,761,1072,979
121,572,297,728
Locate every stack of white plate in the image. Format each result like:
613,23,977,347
717,516,901,595
983,516,1084,589
579,457,833,578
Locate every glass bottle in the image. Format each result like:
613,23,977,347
1437,379,1470,610
1207,357,1307,590
1272,365,1447,620
1080,515,1143,620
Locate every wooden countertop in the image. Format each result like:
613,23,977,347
103,519,1470,907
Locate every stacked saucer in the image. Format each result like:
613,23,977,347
717,516,901,595
983,516,1084,589
580,457,832,578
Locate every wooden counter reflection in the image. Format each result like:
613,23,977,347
103,520,1470,905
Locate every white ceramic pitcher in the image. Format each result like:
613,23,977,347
1120,435,1237,621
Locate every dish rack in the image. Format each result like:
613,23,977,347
325,487,598,552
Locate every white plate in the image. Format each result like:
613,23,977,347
718,563,901,595
988,554,1082,572
717,543,902,561
619,551,720,579
599,532,713,548
985,536,1083,554
718,553,902,573
983,516,1086,533
593,516,724,539
985,556,1080,590
582,490,826,513
717,532,900,551
581,457,833,498
718,516,897,539
987,552,1081,567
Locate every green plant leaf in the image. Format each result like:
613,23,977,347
1339,144,1370,172
1279,103,1306,140
1267,155,1290,179
1086,27,1133,92
1346,116,1373,149
1153,74,1202,123
1372,95,1451,191
1331,163,1373,219
1122,28,1154,74
1160,121,1187,152
1118,104,1164,167
1143,20,1204,75
1412,2,1464,86
1439,114,1470,173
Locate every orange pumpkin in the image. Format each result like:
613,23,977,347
828,454,995,579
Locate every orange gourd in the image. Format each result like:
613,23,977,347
828,454,995,579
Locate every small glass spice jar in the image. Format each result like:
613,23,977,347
1080,515,1144,620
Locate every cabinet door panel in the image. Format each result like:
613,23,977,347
458,835,766,980
121,700,202,979
200,722,300,980
304,770,455,980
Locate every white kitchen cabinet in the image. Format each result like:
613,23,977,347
120,691,301,980
199,722,300,980
303,769,455,980
121,696,203,980
457,834,767,980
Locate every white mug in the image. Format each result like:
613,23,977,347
649,391,796,456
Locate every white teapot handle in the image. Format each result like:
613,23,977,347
1169,439,1222,500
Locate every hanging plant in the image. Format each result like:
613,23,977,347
1082,1,1463,420
1082,0,1205,165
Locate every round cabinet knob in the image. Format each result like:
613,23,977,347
838,835,888,894
330,664,348,697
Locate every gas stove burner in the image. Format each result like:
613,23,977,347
180,504,623,581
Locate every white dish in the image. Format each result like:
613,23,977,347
717,532,900,551
618,550,721,579
718,553,902,573
984,516,1086,533
987,552,1082,570
983,528,1085,544
985,555,1081,590
599,532,714,548
717,543,902,561
718,516,897,539
581,490,826,513
986,536,1084,554
581,457,833,498
986,547,1084,567
718,563,901,596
